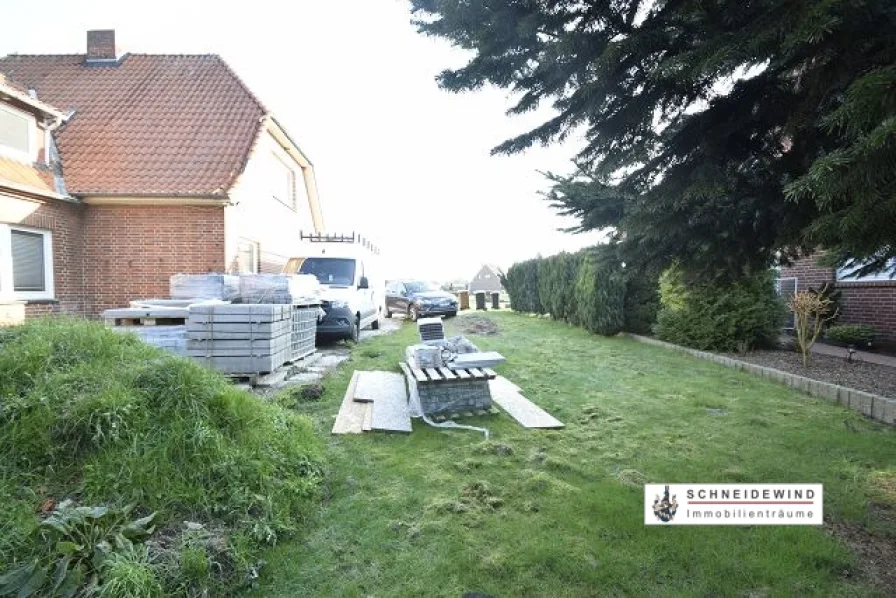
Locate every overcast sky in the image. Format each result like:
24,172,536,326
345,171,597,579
1,0,606,281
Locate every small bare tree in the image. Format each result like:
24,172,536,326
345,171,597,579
789,291,838,366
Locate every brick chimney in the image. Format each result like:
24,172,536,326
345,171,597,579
86,30,117,61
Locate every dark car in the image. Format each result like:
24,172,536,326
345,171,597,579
385,280,458,321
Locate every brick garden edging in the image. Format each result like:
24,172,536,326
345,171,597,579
620,333,896,426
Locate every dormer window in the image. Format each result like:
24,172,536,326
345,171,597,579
0,103,34,161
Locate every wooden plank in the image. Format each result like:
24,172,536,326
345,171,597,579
331,372,366,434
425,368,442,382
468,368,485,379
370,372,412,433
438,367,457,381
453,369,471,380
489,377,564,429
481,367,498,379
409,365,428,384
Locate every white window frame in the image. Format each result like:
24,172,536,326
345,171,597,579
0,103,37,163
270,152,296,211
836,258,896,283
236,238,259,274
0,224,55,301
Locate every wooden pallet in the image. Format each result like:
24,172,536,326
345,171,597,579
407,364,497,385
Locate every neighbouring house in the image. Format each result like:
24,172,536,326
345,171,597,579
469,264,505,294
0,30,324,319
779,252,896,345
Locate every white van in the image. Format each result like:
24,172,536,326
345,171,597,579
283,233,382,342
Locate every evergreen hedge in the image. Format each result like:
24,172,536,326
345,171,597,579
654,266,786,352
505,246,644,335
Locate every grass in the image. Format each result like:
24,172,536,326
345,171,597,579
257,311,896,597
0,319,324,595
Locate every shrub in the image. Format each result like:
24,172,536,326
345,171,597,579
573,248,626,335
505,258,543,314
789,290,837,366
537,251,580,322
825,324,875,346
0,319,324,596
505,246,655,334
622,265,661,335
655,267,786,352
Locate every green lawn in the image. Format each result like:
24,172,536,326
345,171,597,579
256,312,896,597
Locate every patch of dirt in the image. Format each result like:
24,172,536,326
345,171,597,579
460,315,500,336
723,349,896,398
826,521,896,592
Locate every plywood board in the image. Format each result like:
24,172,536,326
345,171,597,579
489,377,564,429
332,372,366,435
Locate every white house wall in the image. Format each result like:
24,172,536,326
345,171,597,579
225,130,319,273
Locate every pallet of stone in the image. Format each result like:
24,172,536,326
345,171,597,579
238,274,321,305
186,304,292,374
170,274,239,301
403,362,495,415
186,335,291,355
112,324,188,356
291,304,319,362
103,307,189,327
187,304,293,323
189,348,291,375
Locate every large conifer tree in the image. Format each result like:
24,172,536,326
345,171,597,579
410,0,896,278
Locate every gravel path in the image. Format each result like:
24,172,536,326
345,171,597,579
724,349,896,398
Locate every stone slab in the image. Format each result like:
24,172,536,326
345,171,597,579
489,376,564,429
447,352,506,369
332,371,366,435
353,371,405,403
369,371,412,433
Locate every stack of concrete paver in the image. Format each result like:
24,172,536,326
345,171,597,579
187,304,293,375
237,274,320,304
170,274,239,301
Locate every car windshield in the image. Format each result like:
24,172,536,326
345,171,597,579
405,281,440,293
299,258,356,286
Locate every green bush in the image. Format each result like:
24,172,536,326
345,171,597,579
573,248,626,335
622,266,661,335
505,246,657,334
655,266,786,352
536,251,580,322
825,324,875,346
505,258,543,314
0,318,324,596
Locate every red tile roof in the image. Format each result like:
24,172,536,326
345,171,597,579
0,54,266,197
0,156,59,198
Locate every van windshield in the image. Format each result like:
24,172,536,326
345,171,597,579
299,258,356,286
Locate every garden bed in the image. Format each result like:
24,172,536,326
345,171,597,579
723,349,896,399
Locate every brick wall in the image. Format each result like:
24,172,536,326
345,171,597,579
83,204,225,314
2,196,90,318
837,281,896,344
779,253,835,290
781,252,896,344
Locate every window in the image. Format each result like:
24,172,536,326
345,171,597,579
836,259,896,283
0,104,33,160
270,152,295,209
236,239,259,274
0,225,54,301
